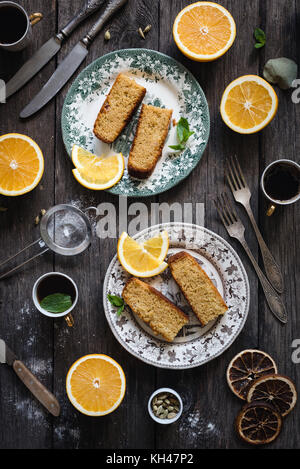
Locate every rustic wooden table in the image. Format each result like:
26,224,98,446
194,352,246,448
0,0,299,450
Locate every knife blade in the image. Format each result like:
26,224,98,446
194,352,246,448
5,0,106,99
0,339,60,417
20,0,128,119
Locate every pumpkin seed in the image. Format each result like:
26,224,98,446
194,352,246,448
143,24,152,34
138,27,145,39
104,30,111,41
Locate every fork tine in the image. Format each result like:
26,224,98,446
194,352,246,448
229,155,243,189
225,158,240,191
214,197,230,227
233,154,247,187
225,167,237,193
222,192,239,223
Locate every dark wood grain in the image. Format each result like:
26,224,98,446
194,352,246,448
0,0,299,449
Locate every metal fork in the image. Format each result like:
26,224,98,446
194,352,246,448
214,192,287,324
225,155,284,293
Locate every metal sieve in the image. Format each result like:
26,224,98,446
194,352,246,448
0,204,93,280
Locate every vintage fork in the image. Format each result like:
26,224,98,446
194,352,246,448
214,192,287,324
225,155,284,293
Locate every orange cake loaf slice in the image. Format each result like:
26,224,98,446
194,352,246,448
122,277,188,342
168,251,228,326
93,74,146,143
128,104,173,179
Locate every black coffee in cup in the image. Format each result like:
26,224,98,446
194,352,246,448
264,161,300,202
0,5,27,44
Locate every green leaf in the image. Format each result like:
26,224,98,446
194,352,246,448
107,294,125,317
168,144,186,151
117,304,125,317
40,293,72,313
107,294,124,307
254,28,266,48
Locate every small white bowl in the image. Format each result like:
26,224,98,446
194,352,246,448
148,387,183,424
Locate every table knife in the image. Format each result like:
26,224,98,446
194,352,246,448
5,0,106,99
0,339,60,417
20,0,128,119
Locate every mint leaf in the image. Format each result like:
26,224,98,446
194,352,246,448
117,304,124,317
254,28,266,48
177,117,194,143
40,293,72,313
169,144,186,151
107,294,124,307
108,294,125,316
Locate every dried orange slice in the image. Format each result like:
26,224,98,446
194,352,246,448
236,402,282,445
247,374,297,417
0,133,44,196
66,354,126,416
220,75,278,134
173,2,236,62
226,349,278,400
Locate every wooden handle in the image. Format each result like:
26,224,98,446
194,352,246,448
13,360,60,417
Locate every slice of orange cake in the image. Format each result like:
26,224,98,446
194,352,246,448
122,277,188,342
93,74,146,143
128,104,173,179
168,251,228,326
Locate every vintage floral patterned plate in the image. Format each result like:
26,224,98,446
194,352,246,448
61,49,210,197
103,223,250,369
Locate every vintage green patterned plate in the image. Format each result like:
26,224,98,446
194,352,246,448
62,49,210,197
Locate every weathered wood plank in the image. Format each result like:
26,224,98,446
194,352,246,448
257,0,300,449
0,0,57,449
52,0,159,449
156,0,260,449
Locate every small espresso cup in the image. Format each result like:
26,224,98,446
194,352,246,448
32,272,78,327
0,1,42,52
261,159,300,216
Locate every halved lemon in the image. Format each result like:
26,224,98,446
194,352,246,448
0,133,44,196
173,2,236,62
117,232,168,278
71,145,124,190
66,354,126,416
142,230,169,263
220,75,278,134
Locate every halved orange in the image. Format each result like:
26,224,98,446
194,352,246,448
66,354,126,416
173,2,236,62
220,75,278,134
0,133,44,196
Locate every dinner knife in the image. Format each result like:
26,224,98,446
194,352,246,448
0,339,60,417
5,0,106,99
20,0,128,119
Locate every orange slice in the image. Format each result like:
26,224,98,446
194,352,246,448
117,232,168,278
220,75,278,134
66,354,126,416
173,2,236,62
0,133,44,196
142,230,169,263
71,145,124,190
